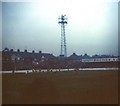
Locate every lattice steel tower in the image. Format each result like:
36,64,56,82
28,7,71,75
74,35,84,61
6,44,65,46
58,15,68,57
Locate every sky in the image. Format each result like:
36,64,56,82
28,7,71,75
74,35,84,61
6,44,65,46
2,0,119,56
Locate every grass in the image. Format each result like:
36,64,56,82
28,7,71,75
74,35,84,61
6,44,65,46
2,70,118,104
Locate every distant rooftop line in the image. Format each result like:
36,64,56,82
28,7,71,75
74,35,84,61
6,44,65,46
1,48,119,58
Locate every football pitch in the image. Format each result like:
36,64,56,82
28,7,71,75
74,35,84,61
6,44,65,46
2,70,118,104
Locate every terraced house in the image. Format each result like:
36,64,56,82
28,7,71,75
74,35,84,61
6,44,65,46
2,48,119,71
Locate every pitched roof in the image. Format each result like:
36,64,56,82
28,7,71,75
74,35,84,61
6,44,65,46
2,51,56,60
68,53,80,60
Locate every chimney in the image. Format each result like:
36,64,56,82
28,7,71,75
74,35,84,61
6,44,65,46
32,50,35,53
17,49,20,52
73,53,76,55
4,48,9,52
24,49,27,52
39,51,42,54
10,49,13,52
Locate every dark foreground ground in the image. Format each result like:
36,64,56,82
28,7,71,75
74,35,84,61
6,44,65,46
2,70,118,104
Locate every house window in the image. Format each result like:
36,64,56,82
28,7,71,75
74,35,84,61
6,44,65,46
17,57,20,60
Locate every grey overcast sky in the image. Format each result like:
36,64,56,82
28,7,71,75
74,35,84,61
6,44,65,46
2,0,118,56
